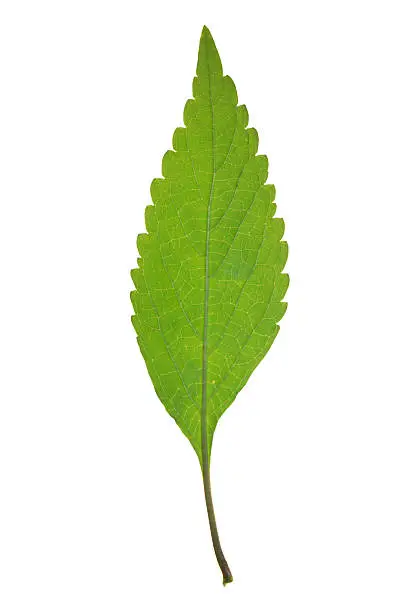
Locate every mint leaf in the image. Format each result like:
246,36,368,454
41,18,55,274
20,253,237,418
131,26,288,584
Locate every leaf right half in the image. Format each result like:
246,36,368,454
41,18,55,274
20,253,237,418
131,26,288,584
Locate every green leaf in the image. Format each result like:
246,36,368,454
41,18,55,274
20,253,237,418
131,26,288,584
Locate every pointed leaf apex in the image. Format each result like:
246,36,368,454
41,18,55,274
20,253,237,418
197,25,222,78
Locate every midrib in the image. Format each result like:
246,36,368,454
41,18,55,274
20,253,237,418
200,59,216,468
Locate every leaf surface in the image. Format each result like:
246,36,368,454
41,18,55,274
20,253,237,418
131,26,288,583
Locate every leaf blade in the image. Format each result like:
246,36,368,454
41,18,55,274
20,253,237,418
131,26,288,461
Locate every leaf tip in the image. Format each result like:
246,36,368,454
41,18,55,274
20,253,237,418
197,25,222,77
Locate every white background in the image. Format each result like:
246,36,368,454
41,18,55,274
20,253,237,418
1,0,407,610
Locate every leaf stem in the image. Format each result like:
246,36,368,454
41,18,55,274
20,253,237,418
202,458,233,585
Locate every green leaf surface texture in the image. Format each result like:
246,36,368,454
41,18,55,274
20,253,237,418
131,27,288,465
